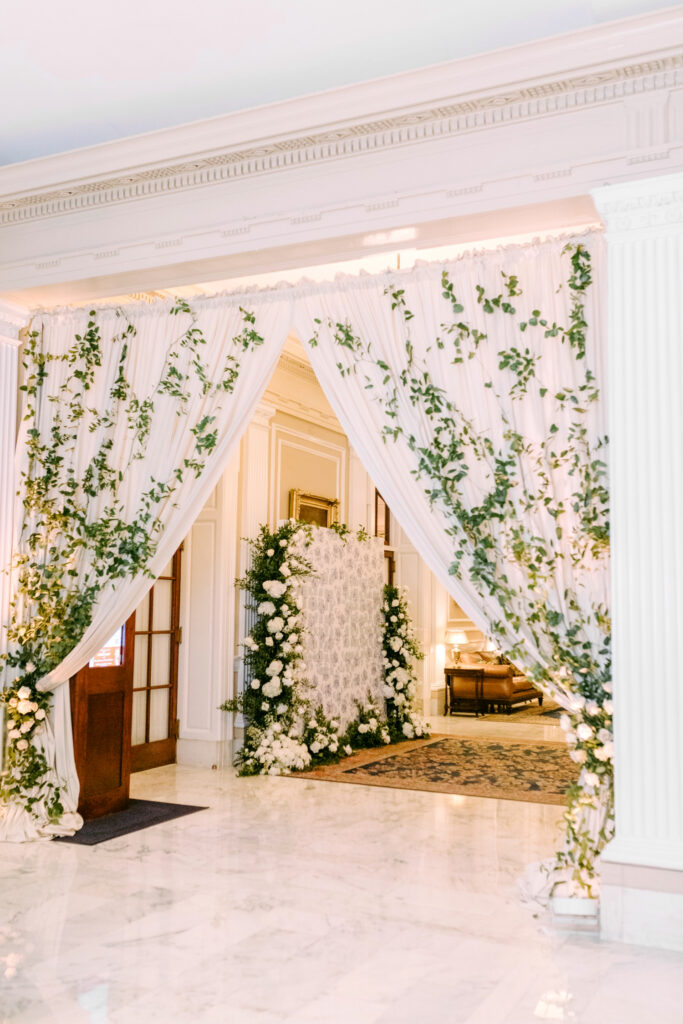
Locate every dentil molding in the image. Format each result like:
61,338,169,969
2,9,683,302
1,52,682,228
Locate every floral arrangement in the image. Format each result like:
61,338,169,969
221,520,428,775
381,586,428,741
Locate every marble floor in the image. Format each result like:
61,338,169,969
2,765,682,1024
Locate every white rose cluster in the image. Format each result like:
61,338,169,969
248,722,311,774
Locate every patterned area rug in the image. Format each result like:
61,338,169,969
296,735,577,805
481,699,563,724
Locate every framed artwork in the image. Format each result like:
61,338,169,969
374,490,391,544
289,489,339,527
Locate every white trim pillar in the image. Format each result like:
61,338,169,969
0,300,29,688
593,172,683,951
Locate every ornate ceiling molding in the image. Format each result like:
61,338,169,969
2,53,682,227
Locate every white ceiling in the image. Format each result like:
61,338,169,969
1,0,677,166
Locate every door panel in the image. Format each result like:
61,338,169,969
130,548,182,773
70,623,134,819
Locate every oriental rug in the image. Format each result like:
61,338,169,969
296,735,577,805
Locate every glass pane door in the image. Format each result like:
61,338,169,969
130,547,182,771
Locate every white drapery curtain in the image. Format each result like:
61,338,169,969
2,296,292,841
3,232,606,842
295,236,608,690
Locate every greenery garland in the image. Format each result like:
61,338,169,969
221,520,428,774
310,243,612,896
2,301,263,822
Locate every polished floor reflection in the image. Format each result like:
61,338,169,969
2,764,682,1023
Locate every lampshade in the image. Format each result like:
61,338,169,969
446,629,468,646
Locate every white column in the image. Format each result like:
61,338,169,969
593,172,683,952
0,301,29,688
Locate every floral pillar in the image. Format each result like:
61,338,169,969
0,301,28,689
593,172,683,952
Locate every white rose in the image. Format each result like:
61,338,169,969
280,563,292,578
17,687,31,701
390,615,398,623
391,599,399,607
16,739,29,751
358,723,369,733
585,700,599,716
279,539,288,547
266,548,275,557
250,679,261,689
267,617,285,634
24,662,36,674
570,749,587,764
8,697,17,708
603,699,613,715
263,580,287,598
266,660,283,676
261,702,269,711
294,645,303,655
17,700,33,715
603,682,612,694
389,637,403,652
262,678,282,698
35,708,46,721
276,703,287,715
344,744,352,755
595,743,614,762
258,601,277,616
368,718,378,730
329,743,338,753
20,719,33,733
8,729,21,740
576,723,593,742
402,722,415,738
310,741,321,753
583,771,600,787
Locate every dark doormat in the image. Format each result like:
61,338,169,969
55,799,207,845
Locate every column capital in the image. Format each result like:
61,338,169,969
0,298,30,346
249,400,276,430
592,170,683,237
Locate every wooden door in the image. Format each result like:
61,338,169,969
70,622,134,819
130,548,182,772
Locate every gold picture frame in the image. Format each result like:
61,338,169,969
289,489,340,528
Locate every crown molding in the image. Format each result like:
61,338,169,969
1,49,682,228
2,10,683,303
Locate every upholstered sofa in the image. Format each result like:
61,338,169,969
444,650,541,716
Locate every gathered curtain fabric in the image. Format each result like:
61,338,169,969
297,237,608,688
3,232,608,844
2,296,292,841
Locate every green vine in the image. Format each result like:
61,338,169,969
310,243,612,896
2,302,264,821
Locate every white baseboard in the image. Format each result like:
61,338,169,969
176,738,234,769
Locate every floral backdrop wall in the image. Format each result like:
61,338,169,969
289,529,385,728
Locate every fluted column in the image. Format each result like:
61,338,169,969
0,301,29,689
593,172,683,951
